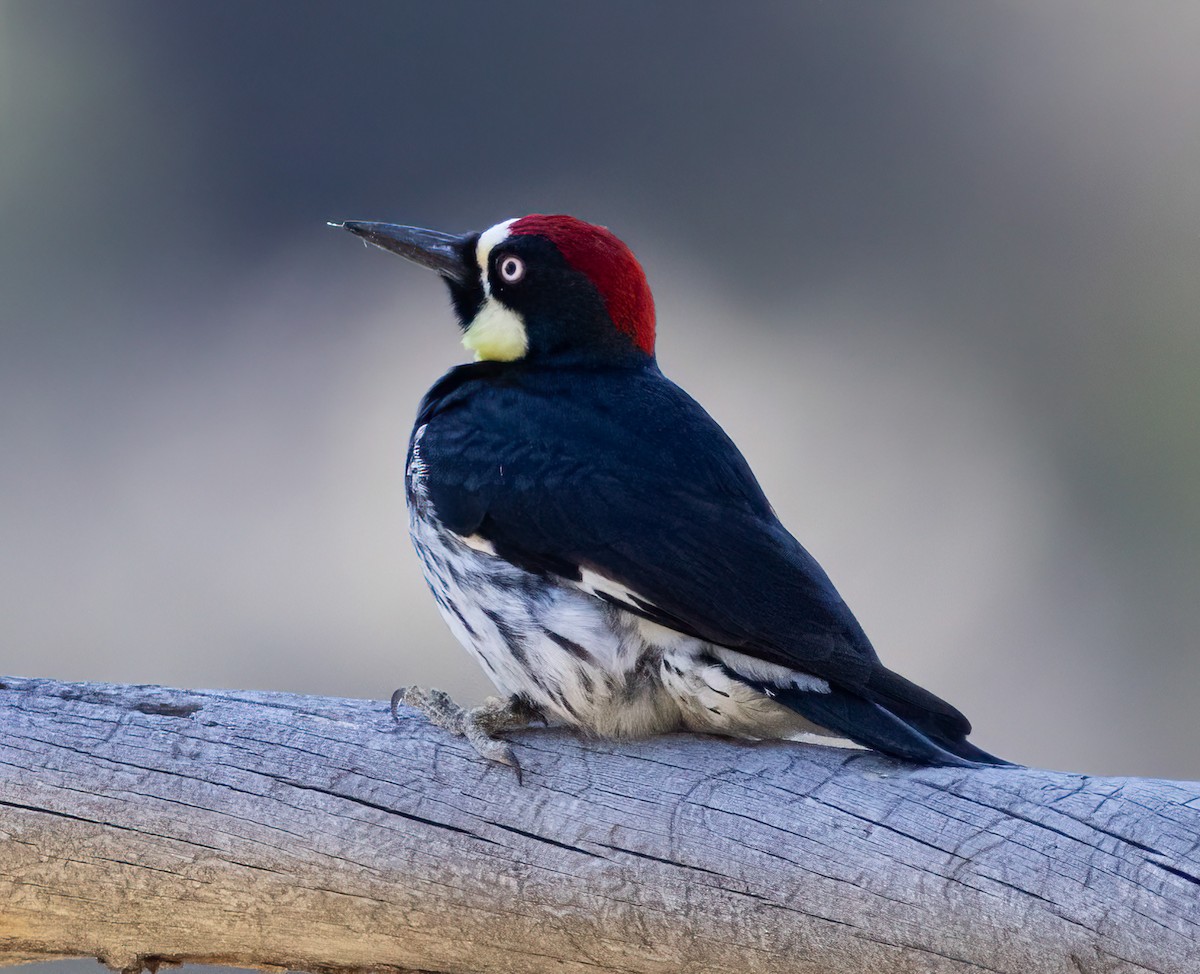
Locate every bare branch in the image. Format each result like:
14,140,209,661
0,676,1196,974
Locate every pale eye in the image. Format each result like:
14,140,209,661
498,255,525,284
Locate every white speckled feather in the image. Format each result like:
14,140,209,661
407,493,852,745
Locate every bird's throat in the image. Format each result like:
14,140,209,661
462,297,528,362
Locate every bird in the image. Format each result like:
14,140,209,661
334,213,1011,775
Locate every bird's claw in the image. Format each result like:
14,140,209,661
391,686,535,783
462,720,523,783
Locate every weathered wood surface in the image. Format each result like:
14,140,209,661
0,676,1197,974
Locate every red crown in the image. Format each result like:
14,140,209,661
511,214,655,355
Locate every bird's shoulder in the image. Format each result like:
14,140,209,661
413,358,773,517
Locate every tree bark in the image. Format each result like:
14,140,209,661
0,676,1196,974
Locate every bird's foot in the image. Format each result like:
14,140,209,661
391,686,543,782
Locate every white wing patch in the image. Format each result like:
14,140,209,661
710,646,831,693
578,567,646,609
457,533,497,556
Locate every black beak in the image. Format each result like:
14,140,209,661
332,221,472,285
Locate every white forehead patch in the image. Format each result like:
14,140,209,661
476,218,518,294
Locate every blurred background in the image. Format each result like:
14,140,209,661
3,0,1200,834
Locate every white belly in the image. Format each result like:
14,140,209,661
408,504,843,744
408,503,672,735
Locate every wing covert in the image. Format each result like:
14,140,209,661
413,363,881,691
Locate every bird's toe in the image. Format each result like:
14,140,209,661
390,685,468,735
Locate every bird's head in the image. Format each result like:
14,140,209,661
336,214,655,364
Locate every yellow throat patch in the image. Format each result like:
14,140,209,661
462,298,528,362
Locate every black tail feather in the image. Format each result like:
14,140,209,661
745,680,1014,768
935,736,1016,767
862,666,1017,767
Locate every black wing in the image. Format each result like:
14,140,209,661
414,361,1009,766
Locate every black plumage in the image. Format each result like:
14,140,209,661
412,359,1008,767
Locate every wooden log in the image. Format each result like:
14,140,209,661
0,676,1196,973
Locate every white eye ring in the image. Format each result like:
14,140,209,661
498,255,525,284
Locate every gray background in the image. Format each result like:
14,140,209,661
5,4,1199,969
3,0,1198,810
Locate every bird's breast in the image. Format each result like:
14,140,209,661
405,499,684,735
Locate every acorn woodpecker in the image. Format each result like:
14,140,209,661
336,214,1010,774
